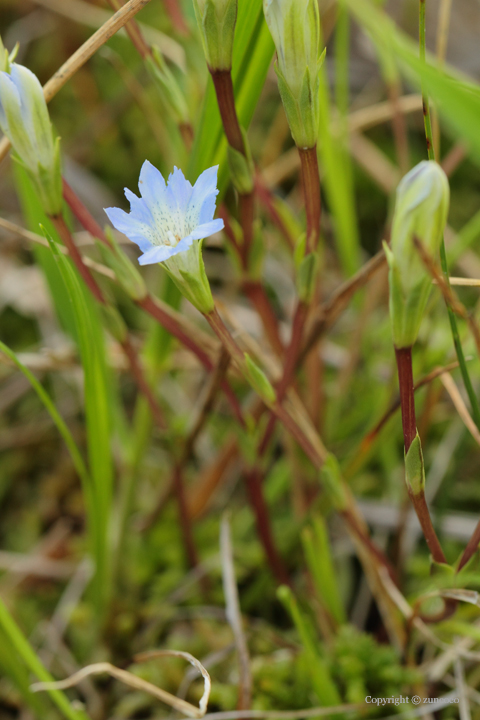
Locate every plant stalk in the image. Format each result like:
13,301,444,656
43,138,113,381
395,346,447,564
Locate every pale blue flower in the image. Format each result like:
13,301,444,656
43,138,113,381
105,161,224,314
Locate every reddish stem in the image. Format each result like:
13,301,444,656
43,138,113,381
395,346,447,564
50,214,106,305
458,519,480,571
243,280,284,357
254,174,295,251
163,0,189,36
244,467,291,586
298,146,321,255
106,0,152,59
173,464,200,569
63,179,109,245
395,346,416,451
210,70,244,154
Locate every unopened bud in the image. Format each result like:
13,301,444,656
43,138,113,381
0,63,62,215
263,0,324,148
385,160,449,348
193,0,238,71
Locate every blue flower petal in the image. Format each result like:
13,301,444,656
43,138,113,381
163,166,193,236
185,166,219,230
183,218,224,243
104,206,155,253
124,188,156,231
138,159,167,210
138,235,196,265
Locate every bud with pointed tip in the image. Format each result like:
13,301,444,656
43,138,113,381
193,0,238,71
384,160,449,349
263,0,323,148
0,63,62,215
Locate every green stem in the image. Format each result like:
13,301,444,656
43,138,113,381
419,0,480,430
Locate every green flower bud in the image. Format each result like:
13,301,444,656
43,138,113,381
404,432,425,497
263,0,323,148
0,63,62,215
193,0,238,71
385,160,449,349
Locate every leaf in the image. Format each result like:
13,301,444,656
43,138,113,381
43,228,114,617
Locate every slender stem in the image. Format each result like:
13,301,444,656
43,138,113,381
244,467,291,586
458,519,480,571
243,280,284,357
172,464,200,569
395,346,447,564
138,297,245,426
210,70,244,154
411,490,447,565
419,0,480,429
298,146,321,255
210,69,255,260
106,0,152,59
395,347,416,451
50,214,106,305
63,179,109,245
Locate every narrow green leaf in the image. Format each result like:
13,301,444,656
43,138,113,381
0,597,89,720
43,229,113,617
277,585,341,707
302,516,346,625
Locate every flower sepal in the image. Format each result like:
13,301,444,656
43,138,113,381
275,62,320,149
163,240,215,315
193,0,237,71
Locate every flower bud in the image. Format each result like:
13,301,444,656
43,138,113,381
193,0,238,71
263,0,323,148
0,63,62,215
385,160,449,349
